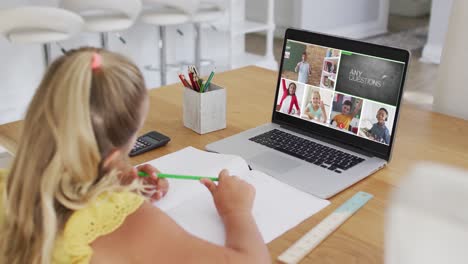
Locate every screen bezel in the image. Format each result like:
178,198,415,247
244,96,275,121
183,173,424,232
272,28,410,161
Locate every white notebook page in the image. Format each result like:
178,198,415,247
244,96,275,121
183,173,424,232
146,147,330,245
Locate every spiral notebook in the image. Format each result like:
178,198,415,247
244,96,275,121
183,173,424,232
146,147,330,245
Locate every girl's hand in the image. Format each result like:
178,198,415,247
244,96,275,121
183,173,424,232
357,99,363,108
201,170,255,218
133,164,169,202
320,100,325,109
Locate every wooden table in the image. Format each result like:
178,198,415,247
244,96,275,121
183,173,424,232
1,66,468,263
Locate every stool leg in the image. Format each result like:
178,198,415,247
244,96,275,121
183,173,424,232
100,32,109,49
43,43,51,68
194,23,201,71
159,26,167,86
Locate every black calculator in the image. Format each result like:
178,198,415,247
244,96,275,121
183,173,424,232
129,131,171,157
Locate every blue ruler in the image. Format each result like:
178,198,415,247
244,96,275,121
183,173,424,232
278,191,374,264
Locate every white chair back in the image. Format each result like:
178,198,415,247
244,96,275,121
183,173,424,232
386,163,468,264
60,0,142,21
142,0,201,15
0,6,83,43
199,0,228,11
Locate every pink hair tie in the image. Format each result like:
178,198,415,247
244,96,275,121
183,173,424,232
91,52,102,70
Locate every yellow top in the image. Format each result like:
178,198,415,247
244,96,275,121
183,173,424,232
333,114,353,130
0,169,145,264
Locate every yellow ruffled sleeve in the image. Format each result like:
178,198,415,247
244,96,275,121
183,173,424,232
53,191,145,264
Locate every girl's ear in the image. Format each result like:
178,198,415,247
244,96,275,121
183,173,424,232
102,148,123,171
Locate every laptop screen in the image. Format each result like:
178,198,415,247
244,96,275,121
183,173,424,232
274,29,409,160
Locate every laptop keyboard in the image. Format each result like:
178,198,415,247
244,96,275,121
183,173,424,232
249,129,365,173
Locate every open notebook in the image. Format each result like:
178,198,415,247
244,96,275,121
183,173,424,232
146,147,330,245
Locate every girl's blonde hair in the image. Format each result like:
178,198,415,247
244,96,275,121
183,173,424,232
0,47,148,264
312,90,321,101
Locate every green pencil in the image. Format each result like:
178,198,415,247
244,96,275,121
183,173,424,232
138,171,219,181
201,71,215,93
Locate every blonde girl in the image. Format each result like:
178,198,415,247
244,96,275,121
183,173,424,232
0,47,270,264
305,90,327,123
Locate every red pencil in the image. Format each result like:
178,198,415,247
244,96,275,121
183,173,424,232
178,73,192,89
189,72,199,92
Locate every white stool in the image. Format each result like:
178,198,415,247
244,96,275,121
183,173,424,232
0,6,83,67
140,0,192,86
191,1,225,70
60,0,142,49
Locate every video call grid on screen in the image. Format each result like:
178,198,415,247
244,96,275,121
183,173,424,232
278,39,405,146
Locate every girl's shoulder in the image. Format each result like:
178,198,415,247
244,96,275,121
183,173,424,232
55,191,145,263
65,191,145,240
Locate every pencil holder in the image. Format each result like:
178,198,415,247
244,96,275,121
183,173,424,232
183,83,226,134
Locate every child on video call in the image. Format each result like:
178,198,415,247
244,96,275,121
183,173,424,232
278,79,301,115
364,108,391,144
305,90,327,123
295,51,312,84
331,99,363,130
0,48,270,264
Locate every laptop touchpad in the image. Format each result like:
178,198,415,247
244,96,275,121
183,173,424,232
249,152,301,174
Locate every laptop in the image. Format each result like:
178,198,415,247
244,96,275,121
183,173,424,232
206,28,410,199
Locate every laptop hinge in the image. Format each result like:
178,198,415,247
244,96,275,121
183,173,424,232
279,123,374,157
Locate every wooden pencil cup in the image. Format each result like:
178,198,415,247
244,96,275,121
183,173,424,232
183,83,226,134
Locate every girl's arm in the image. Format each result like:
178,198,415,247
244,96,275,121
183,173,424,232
281,78,287,93
278,95,286,111
288,101,299,115
277,79,288,110
305,103,313,119
292,96,300,114
352,99,363,117
90,172,270,264
321,103,328,123
319,101,327,122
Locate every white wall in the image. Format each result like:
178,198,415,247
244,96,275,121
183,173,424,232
421,0,453,64
246,0,300,37
0,0,46,124
389,0,431,17
301,0,379,29
301,0,388,39
247,0,388,39
433,0,468,120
